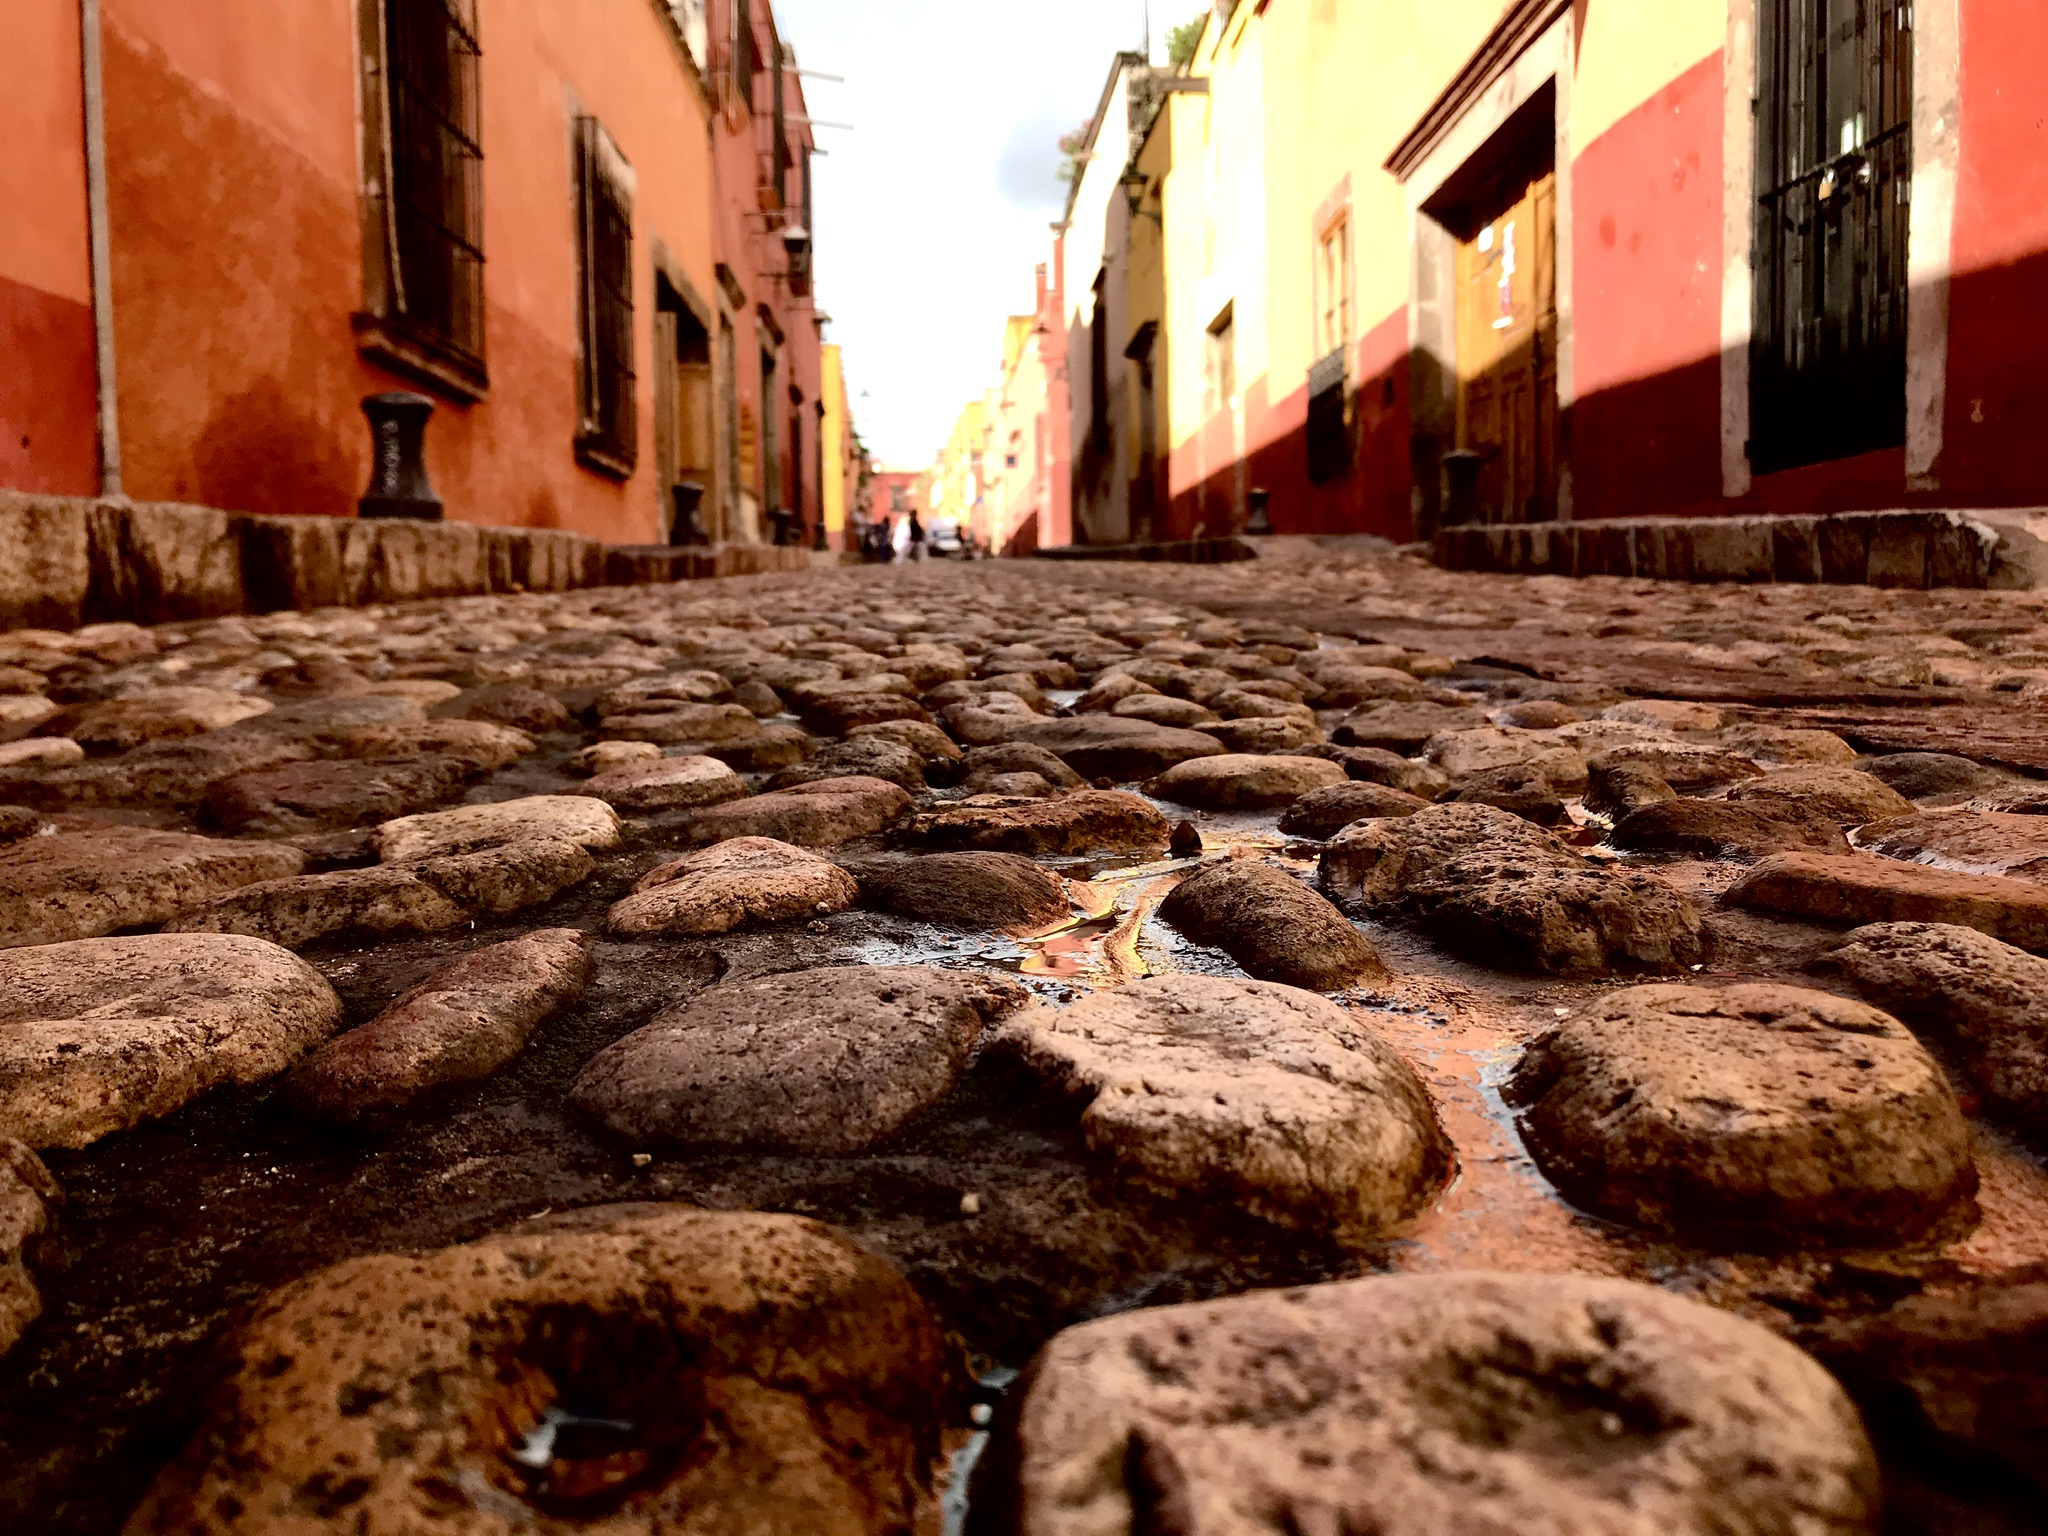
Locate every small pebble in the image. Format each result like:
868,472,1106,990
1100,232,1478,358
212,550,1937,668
959,1191,984,1215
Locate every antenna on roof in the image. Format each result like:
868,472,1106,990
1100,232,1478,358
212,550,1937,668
1143,0,1152,60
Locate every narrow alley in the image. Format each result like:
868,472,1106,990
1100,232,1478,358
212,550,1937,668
3,3,2047,1535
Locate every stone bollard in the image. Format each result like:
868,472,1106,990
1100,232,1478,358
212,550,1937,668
358,392,443,521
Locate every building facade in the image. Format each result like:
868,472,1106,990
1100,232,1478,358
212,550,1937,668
924,252,1073,559
927,399,988,548
867,467,927,546
1053,0,2046,546
983,259,1073,556
1061,53,1150,546
704,0,823,547
2,3,97,499
818,340,860,550
5,0,835,547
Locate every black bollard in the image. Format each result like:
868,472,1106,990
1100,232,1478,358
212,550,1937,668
670,481,709,546
1245,486,1273,536
358,392,443,521
1441,450,1484,527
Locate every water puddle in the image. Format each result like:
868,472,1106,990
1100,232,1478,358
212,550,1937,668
986,861,1182,987
845,824,1294,993
992,818,1305,987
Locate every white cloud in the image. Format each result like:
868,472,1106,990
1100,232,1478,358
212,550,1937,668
774,0,1165,465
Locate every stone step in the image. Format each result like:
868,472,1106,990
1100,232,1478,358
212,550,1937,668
1434,507,2048,590
0,492,815,631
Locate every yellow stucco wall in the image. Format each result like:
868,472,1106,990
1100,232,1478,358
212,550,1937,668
929,397,988,540
1573,0,1724,151
1156,0,1732,502
1165,0,1522,489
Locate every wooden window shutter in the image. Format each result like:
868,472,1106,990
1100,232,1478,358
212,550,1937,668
575,115,638,476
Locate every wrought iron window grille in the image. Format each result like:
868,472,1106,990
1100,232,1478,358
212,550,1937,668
1750,0,1913,475
366,0,486,389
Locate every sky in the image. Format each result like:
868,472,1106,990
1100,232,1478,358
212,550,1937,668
773,0,1185,468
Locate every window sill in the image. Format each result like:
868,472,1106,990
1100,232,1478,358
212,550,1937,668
574,436,637,481
353,314,488,404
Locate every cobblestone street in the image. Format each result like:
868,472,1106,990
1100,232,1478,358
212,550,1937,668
0,544,2044,1531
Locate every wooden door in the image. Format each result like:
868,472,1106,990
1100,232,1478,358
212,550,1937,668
653,307,680,535
1455,168,1558,523
653,295,714,541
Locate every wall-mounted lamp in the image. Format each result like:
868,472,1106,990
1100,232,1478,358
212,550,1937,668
1118,165,1150,221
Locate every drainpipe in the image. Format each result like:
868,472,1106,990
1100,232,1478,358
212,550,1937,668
80,0,122,497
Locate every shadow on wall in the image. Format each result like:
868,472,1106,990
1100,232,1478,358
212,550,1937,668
191,382,358,519
1002,510,1041,559
1160,246,2048,540
1572,247,2048,522
1163,346,1434,544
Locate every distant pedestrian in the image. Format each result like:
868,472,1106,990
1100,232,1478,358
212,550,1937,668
908,511,926,561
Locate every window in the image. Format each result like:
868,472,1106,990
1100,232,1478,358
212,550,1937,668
575,116,637,475
1315,214,1352,363
360,0,486,392
670,0,709,73
732,0,757,111
1204,303,1235,418
1751,0,1913,474
771,34,788,209
1309,214,1354,483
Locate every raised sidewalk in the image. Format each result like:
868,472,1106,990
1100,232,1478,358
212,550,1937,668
0,494,816,631
1433,508,2048,590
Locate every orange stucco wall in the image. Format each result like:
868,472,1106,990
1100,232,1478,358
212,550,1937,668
2,0,98,495
98,0,716,538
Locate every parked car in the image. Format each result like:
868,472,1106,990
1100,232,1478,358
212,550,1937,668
927,519,968,558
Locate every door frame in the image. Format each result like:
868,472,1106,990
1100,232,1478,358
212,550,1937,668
1387,1,1577,536
649,241,713,540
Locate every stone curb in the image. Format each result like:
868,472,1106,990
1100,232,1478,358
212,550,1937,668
1431,509,2040,590
0,493,817,631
